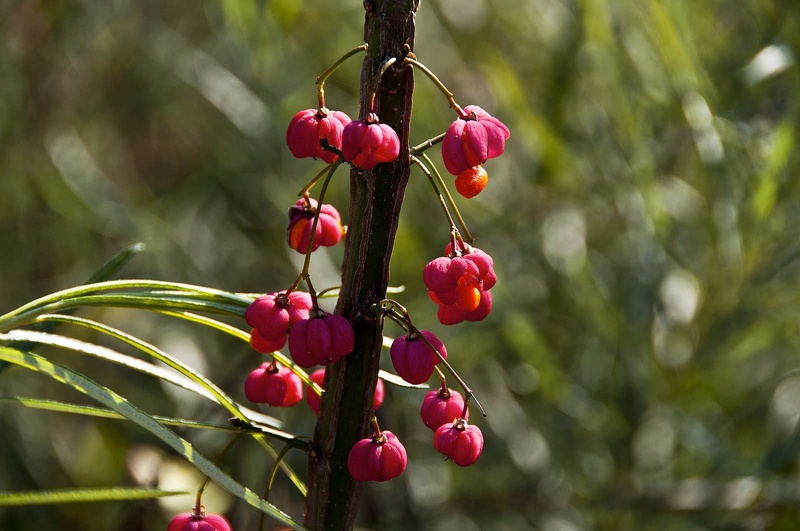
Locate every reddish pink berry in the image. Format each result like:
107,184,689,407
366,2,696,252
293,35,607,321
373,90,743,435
168,511,232,531
454,165,488,198
288,312,355,368
390,331,446,385
347,430,407,482
245,291,312,344
244,362,303,407
442,105,510,175
287,198,344,254
286,108,351,163
306,369,385,414
434,419,484,467
249,328,285,354
341,114,400,170
420,388,467,432
436,289,492,325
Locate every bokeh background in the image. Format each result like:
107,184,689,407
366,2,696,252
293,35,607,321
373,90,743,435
2,0,800,529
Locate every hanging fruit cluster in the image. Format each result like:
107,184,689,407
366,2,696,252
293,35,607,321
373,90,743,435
171,40,509,528
245,44,509,479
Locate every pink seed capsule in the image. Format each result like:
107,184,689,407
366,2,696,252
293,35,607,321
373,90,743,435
347,430,407,482
434,419,484,467
286,198,344,254
436,289,493,326
389,330,446,385
441,105,510,175
288,312,355,368
420,388,468,432
286,108,351,163
245,291,312,343
341,115,400,170
244,362,303,407
167,511,232,531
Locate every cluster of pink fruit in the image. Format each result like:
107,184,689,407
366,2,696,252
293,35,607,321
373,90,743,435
424,240,497,325
169,48,509,530
240,56,509,482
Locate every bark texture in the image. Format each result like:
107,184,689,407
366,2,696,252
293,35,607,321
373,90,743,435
304,1,419,530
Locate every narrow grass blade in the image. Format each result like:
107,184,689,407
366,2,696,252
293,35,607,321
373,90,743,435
0,243,146,373
0,346,306,530
0,487,186,506
0,397,241,432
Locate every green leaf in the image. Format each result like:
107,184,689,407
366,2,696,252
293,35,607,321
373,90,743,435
0,326,308,492
0,487,186,506
0,243,146,374
0,328,302,442
0,397,242,432
155,310,323,396
0,279,253,332
0,346,306,530
378,369,430,389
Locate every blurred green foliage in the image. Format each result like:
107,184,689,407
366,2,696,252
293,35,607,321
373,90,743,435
2,0,800,529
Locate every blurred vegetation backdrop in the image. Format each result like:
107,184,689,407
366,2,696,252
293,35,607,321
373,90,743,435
2,0,800,530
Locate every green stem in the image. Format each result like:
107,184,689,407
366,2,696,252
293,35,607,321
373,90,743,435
0,279,251,332
298,162,334,197
368,56,398,114
316,44,368,109
410,133,446,156
384,308,485,417
421,152,474,244
301,160,343,300
259,443,293,531
195,433,245,514
152,310,323,397
403,57,467,118
411,155,459,234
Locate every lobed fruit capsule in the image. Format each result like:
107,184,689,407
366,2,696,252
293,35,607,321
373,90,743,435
441,105,510,175
390,330,447,385
420,388,467,432
341,114,400,170
434,419,484,467
245,291,312,351
288,312,355,368
244,362,303,407
286,108,351,163
347,430,407,482
286,198,344,254
168,511,232,531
